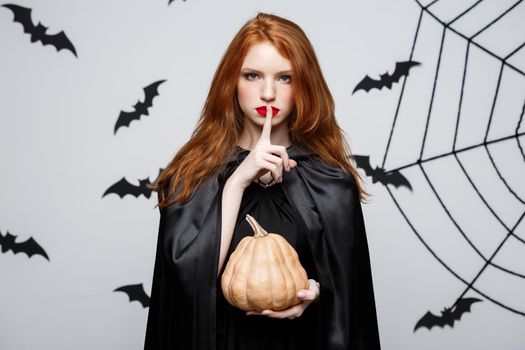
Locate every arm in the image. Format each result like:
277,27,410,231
217,177,245,277
144,208,168,349
296,159,381,349
217,107,296,276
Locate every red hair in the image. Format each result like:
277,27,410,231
152,12,369,208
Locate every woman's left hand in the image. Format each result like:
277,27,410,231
246,279,320,319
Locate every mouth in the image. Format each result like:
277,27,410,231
255,106,280,117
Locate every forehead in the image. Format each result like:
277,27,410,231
241,41,291,71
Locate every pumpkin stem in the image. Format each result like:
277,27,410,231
245,214,268,238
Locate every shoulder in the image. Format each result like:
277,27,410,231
294,154,361,208
159,174,219,218
298,155,355,185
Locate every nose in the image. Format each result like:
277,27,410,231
260,79,276,102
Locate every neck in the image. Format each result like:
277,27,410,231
237,119,292,150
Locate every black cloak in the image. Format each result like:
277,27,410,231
144,144,381,350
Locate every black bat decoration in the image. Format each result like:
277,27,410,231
114,80,166,134
103,168,164,199
114,283,150,308
168,0,187,3
353,155,412,190
0,230,49,260
352,60,420,94
2,4,77,57
414,297,482,331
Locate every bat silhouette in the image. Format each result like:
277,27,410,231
353,155,412,190
114,80,166,134
414,297,482,331
0,230,49,260
352,60,420,94
2,4,77,57
103,169,164,199
168,0,186,3
114,283,150,308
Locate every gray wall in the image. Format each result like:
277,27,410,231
1,0,524,349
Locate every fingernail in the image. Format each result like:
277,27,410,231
298,291,306,297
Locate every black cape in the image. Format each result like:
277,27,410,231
144,144,381,350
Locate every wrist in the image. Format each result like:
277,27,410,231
225,175,247,192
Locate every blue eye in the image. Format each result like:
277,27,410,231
244,73,258,80
279,75,292,83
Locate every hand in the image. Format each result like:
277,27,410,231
229,106,297,190
246,279,320,319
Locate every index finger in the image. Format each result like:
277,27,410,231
258,106,272,144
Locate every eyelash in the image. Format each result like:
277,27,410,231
243,73,292,83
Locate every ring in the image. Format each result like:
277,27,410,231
257,173,275,188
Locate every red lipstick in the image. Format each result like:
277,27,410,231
255,107,266,116
255,106,280,117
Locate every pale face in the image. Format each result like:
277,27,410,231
236,41,295,132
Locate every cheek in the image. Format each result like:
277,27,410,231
237,82,256,106
282,88,295,109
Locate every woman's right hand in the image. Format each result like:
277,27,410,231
229,106,297,190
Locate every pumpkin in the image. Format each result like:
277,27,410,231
220,214,309,312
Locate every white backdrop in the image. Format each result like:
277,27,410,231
1,0,524,349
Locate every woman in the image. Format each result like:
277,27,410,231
144,12,381,350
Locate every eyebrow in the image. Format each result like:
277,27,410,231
240,67,292,75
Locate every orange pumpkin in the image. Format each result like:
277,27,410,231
221,214,309,312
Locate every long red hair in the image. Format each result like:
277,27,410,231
152,12,370,208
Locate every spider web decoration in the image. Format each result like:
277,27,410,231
370,0,525,331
